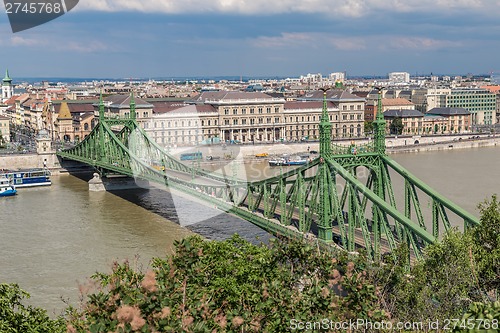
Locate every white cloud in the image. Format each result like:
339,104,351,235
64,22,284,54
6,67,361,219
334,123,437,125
10,36,47,46
251,32,461,53
388,37,462,50
64,41,109,53
76,0,497,16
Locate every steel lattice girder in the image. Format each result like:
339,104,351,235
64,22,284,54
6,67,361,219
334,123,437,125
57,118,480,262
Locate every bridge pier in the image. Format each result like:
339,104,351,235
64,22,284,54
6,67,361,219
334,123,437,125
88,173,150,192
88,173,105,192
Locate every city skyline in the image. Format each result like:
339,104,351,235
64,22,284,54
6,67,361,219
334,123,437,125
0,0,499,79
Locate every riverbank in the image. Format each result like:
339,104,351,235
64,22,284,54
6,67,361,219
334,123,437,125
386,135,500,154
1,133,497,171
169,133,499,161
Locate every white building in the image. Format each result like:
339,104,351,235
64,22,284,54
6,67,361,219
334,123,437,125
388,72,410,84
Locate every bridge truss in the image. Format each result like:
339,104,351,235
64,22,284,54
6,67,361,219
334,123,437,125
57,92,479,261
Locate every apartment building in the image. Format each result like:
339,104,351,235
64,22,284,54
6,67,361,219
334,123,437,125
143,89,365,147
383,109,424,135
0,115,9,142
297,89,364,137
445,89,496,125
365,98,415,122
426,107,471,133
189,91,286,143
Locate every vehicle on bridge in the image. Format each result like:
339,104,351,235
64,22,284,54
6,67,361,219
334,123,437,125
180,152,203,161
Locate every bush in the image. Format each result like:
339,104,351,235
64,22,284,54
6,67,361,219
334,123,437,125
0,283,66,333
66,235,387,332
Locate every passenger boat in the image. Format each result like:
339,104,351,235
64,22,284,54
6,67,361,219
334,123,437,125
1,168,51,188
0,176,16,197
268,156,308,167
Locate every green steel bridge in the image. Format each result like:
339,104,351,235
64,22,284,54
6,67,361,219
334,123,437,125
57,90,479,262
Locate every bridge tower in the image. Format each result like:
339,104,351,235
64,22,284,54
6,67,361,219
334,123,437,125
317,88,334,242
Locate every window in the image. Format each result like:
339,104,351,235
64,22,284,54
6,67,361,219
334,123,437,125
250,119,255,125
242,108,246,114
233,119,238,125
258,108,263,114
233,109,237,115
224,119,229,125
275,107,280,113
274,117,280,123
224,109,229,115
242,119,247,125
250,108,255,114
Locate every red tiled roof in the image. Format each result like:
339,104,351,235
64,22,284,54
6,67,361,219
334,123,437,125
381,98,414,106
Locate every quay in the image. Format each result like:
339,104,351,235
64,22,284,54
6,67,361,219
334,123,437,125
0,133,498,172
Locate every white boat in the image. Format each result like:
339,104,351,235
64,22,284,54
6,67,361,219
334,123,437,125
1,168,51,188
0,176,16,197
268,156,309,167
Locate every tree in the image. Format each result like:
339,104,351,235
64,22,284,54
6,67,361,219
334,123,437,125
364,121,373,134
389,117,404,135
0,283,66,333
474,196,500,295
66,235,387,332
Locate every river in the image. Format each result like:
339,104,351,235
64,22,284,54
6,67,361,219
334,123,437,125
0,146,498,315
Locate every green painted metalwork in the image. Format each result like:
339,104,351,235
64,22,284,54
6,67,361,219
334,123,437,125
319,87,332,157
57,89,480,262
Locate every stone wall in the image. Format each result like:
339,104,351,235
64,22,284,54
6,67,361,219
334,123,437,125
0,151,64,171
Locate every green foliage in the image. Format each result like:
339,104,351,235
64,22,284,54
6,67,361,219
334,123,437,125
379,229,480,324
66,235,387,332
453,301,500,332
364,121,374,134
389,117,404,135
0,283,66,333
475,195,500,294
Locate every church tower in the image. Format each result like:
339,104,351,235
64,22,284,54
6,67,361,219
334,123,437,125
2,69,14,102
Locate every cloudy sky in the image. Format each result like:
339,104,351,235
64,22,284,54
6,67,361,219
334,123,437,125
0,0,499,79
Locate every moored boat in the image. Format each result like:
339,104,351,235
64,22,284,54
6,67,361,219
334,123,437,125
1,168,51,188
268,156,308,167
0,176,16,197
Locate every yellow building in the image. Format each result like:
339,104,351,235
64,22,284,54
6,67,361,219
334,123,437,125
0,115,10,143
54,101,74,142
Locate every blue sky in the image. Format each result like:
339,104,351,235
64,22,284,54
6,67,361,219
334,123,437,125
1,0,500,79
